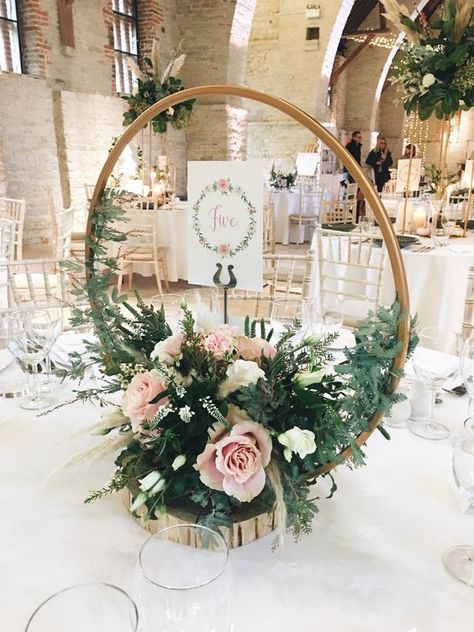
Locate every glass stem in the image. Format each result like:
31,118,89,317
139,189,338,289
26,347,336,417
30,363,40,402
427,387,437,421
468,396,474,418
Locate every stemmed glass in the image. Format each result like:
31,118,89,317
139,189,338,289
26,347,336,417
322,296,345,342
150,293,183,332
461,337,474,416
2,307,57,410
443,417,474,587
409,327,460,440
134,523,233,631
24,582,139,631
270,298,306,340
37,300,63,397
303,298,322,338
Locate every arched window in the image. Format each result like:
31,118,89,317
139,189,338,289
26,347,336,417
113,0,138,94
0,0,22,73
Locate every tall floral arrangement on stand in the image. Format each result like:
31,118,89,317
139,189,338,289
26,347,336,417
383,0,473,120
123,41,195,134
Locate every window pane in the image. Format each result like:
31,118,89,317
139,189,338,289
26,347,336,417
115,51,134,94
0,19,21,73
112,0,134,17
113,14,137,55
0,0,17,21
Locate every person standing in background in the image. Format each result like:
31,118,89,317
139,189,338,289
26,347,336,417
366,136,393,193
343,131,362,183
399,143,417,163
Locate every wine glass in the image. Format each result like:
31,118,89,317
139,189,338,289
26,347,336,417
431,215,450,247
36,300,63,396
322,296,345,339
24,582,139,631
303,298,322,338
409,327,460,440
2,307,57,410
270,298,306,340
443,418,474,587
134,523,233,631
461,337,474,416
150,293,183,332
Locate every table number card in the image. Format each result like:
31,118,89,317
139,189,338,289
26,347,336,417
396,158,422,194
187,161,264,291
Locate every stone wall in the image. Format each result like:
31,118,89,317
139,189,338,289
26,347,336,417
245,0,347,166
0,0,182,244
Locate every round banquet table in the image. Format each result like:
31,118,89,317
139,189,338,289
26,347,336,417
271,189,329,245
381,237,474,332
114,204,188,283
1,365,473,630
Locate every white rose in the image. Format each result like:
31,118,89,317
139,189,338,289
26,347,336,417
421,73,436,88
218,359,265,398
167,106,175,116
278,427,317,462
132,84,139,96
171,455,186,470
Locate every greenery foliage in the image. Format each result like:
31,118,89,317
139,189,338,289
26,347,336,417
60,189,417,540
122,46,195,134
386,0,474,120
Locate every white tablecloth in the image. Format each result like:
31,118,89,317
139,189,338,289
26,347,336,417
1,363,473,630
381,238,474,331
313,231,474,332
271,189,328,245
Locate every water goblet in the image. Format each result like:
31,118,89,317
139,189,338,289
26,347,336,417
150,293,183,331
431,216,450,247
443,417,474,587
322,296,345,340
3,307,57,410
303,298,322,338
134,523,233,632
409,327,460,440
270,297,306,340
25,582,139,631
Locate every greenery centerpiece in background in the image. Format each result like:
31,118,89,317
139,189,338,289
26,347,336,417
383,0,473,121
123,42,195,134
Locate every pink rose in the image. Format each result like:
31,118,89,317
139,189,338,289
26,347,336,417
217,178,229,192
195,419,272,502
237,336,276,362
151,333,184,365
217,243,231,257
121,370,169,433
203,329,235,359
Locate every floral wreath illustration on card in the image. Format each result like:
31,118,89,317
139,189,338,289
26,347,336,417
192,177,257,258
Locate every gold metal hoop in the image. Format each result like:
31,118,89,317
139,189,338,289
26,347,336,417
86,84,410,477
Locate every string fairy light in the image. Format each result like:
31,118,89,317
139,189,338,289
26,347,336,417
402,111,428,163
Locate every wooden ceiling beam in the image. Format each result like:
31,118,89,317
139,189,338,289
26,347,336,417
342,27,390,38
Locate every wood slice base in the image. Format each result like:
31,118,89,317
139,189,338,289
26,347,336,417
122,489,277,549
